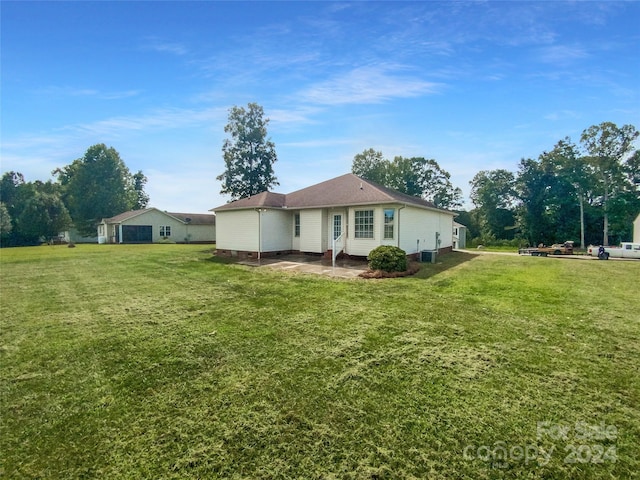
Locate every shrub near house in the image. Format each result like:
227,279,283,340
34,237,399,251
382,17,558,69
368,246,408,272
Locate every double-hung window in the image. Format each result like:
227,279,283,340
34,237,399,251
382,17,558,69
160,225,171,237
383,209,394,239
354,210,374,239
294,213,300,237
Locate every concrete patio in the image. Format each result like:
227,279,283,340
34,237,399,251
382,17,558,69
237,254,368,278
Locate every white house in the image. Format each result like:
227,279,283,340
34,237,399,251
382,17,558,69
98,208,216,244
213,173,456,260
634,213,640,243
453,221,467,249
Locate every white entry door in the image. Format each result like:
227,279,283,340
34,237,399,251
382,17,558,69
333,214,342,240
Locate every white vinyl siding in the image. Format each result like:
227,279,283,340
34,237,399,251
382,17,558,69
300,209,325,253
215,210,259,251
260,210,292,252
398,206,454,254
215,203,454,257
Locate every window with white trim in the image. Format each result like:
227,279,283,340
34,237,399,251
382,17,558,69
294,213,300,237
384,209,394,239
354,210,374,239
160,225,171,237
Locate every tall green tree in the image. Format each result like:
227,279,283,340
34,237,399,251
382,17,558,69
133,170,150,210
0,175,72,245
55,144,144,236
515,158,554,246
1,171,33,245
546,138,595,248
469,169,516,241
351,151,462,209
352,148,389,186
16,188,72,242
217,103,278,200
580,122,639,245
0,202,12,240
405,157,463,209
0,171,26,219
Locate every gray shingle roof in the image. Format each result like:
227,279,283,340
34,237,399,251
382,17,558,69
213,173,452,213
167,212,216,225
103,208,216,225
213,191,287,211
103,209,150,223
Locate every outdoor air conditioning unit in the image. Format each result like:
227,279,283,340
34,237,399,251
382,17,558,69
420,250,437,263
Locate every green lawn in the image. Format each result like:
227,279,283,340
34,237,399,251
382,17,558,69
1,245,638,479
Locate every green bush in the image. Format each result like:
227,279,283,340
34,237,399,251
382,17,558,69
368,245,408,272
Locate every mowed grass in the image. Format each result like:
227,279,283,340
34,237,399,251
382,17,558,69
1,245,638,479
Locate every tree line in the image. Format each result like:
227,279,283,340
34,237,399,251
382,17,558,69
467,122,638,247
0,144,149,246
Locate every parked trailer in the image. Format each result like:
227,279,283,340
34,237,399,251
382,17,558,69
587,242,640,260
519,241,574,257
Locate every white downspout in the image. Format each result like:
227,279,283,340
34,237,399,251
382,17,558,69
397,205,406,249
256,209,262,261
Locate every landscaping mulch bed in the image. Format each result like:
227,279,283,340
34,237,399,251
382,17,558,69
359,261,422,278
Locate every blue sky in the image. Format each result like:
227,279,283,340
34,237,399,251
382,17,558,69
2,1,639,213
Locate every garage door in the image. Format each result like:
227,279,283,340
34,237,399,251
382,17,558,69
121,225,153,243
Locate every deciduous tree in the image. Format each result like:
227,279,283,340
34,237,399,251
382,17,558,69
469,169,516,241
351,151,462,209
217,103,278,200
352,149,388,186
133,170,150,210
16,188,72,242
580,122,639,245
55,144,144,236
0,202,12,240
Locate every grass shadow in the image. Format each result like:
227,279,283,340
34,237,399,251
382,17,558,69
203,250,240,265
413,251,479,280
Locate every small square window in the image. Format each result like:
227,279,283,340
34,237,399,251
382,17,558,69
160,225,171,237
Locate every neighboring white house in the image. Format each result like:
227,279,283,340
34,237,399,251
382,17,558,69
60,228,99,244
98,208,216,244
453,221,467,249
634,213,640,243
213,173,456,259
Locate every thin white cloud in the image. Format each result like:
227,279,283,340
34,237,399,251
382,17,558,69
63,106,227,138
544,110,581,121
1,106,228,182
278,138,352,149
33,86,142,100
100,90,142,100
298,65,442,106
268,106,323,128
143,38,189,56
538,44,589,64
